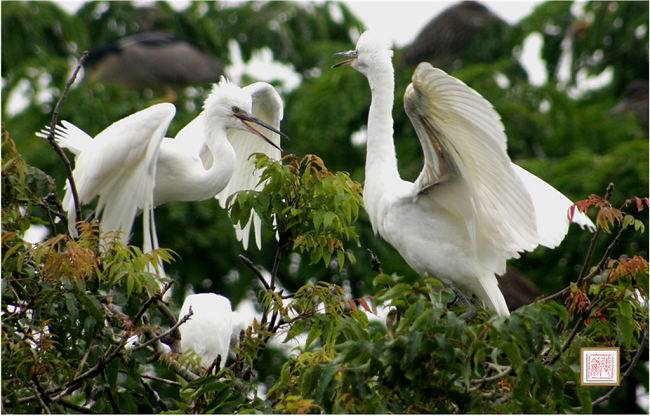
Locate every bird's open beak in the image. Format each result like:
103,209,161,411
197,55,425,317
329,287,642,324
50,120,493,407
332,50,358,68
234,110,287,152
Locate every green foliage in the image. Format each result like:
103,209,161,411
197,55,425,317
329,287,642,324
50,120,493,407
229,153,363,269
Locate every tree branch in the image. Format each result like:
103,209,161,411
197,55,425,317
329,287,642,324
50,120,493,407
30,376,52,414
140,378,168,411
43,51,88,232
133,308,193,352
239,254,270,290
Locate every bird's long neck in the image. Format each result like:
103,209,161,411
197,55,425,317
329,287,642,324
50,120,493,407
364,60,400,188
363,58,401,229
201,123,236,194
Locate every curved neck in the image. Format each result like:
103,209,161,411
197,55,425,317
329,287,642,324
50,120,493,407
198,125,235,195
155,123,235,206
364,58,401,189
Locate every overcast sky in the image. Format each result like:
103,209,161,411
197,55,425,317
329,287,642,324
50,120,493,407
54,0,544,46
342,1,542,46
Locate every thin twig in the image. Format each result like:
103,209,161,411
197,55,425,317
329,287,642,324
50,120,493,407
43,51,88,229
141,374,182,387
140,327,200,381
140,378,168,411
238,254,270,290
270,243,282,290
577,182,615,280
133,282,172,324
469,366,512,386
132,308,193,352
101,370,120,413
152,295,184,352
58,399,96,414
30,377,52,414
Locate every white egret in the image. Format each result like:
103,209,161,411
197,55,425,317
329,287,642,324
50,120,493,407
334,30,595,317
178,293,233,369
42,78,286,256
155,81,284,249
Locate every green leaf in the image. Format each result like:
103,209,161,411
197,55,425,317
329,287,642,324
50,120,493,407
615,314,634,348
576,386,593,413
305,324,322,349
77,291,104,324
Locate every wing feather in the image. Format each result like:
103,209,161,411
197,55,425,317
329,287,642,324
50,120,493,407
512,164,595,248
404,63,539,255
66,103,175,243
215,82,283,249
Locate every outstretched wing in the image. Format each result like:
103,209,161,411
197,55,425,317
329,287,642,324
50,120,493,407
403,62,539,256
512,164,595,249
215,82,284,250
67,103,176,246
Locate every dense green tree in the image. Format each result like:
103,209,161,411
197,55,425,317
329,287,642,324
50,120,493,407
2,1,648,413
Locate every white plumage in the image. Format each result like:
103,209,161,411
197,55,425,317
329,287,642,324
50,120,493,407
335,30,594,317
41,78,285,256
178,293,233,368
42,103,175,255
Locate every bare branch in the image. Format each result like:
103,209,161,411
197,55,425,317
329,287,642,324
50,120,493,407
133,281,173,325
30,377,52,414
577,182,615,280
133,308,193,352
43,51,88,231
239,254,270,290
141,374,182,387
140,378,168,411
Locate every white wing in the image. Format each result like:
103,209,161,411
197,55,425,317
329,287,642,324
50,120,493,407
64,103,176,247
36,120,94,155
403,63,539,257
215,82,284,249
512,164,595,248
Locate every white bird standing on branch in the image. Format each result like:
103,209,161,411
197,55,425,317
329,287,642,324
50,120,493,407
334,30,594,317
178,293,233,369
41,78,286,258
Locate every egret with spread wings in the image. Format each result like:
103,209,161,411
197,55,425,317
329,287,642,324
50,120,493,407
334,30,594,317
41,78,286,260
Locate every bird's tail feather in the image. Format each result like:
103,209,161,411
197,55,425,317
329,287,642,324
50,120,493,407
476,275,510,317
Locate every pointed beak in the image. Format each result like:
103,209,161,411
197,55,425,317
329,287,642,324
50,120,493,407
332,50,358,68
234,110,287,152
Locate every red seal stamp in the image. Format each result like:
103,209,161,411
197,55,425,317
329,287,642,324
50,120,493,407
580,347,620,386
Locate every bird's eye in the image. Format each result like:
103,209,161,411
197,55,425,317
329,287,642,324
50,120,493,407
232,106,240,113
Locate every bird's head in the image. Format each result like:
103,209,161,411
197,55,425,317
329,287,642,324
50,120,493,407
203,77,286,151
333,30,393,75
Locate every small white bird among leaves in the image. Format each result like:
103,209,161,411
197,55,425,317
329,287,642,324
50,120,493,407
334,30,595,317
178,293,233,369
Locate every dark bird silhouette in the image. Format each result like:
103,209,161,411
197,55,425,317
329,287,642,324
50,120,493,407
85,32,224,90
401,1,510,71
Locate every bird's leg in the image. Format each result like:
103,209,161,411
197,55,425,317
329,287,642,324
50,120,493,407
367,248,383,274
450,286,477,320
